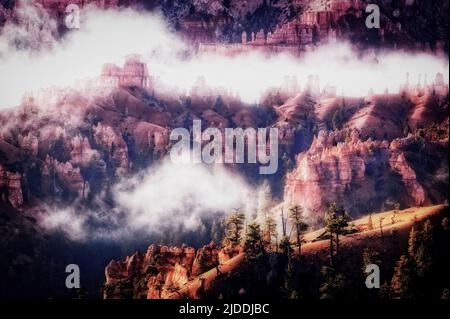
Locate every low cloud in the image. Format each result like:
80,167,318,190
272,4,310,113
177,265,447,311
115,160,259,232
0,1,185,108
39,159,263,242
39,208,88,241
0,2,448,108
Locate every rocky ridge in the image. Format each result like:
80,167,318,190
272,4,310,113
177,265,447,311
103,242,240,299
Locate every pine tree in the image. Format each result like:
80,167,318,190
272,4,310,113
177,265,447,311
279,236,292,260
367,213,374,231
336,211,350,254
414,220,434,278
244,222,265,263
319,266,346,299
392,202,400,224
289,206,309,258
407,226,420,257
362,247,380,272
332,108,343,131
414,242,433,278
263,211,277,251
379,217,385,238
325,203,349,263
325,204,339,265
422,219,434,243
281,208,287,237
224,209,245,246
390,221,437,298
390,255,414,299
279,236,296,298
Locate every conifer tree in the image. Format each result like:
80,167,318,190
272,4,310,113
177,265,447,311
244,222,264,260
224,209,245,246
319,266,346,299
414,220,434,278
362,247,380,272
407,226,419,257
367,212,374,231
263,211,277,251
392,202,400,224
390,255,414,298
279,236,292,263
379,217,385,238
325,204,339,265
289,206,309,258
325,203,349,263
391,221,435,298
335,211,350,254
279,236,296,298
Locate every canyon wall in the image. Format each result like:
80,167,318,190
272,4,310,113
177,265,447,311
284,129,428,216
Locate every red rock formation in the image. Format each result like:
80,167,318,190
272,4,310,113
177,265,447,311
70,135,98,166
93,123,129,169
389,151,425,206
42,156,85,198
266,21,314,46
179,12,232,43
191,242,220,276
101,55,151,89
18,132,39,156
132,122,169,154
0,165,24,209
284,129,426,215
103,243,239,299
6,171,23,209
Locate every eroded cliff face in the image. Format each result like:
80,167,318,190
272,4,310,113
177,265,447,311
0,57,176,208
0,51,447,220
284,129,430,216
5,0,446,53
103,242,238,299
388,151,425,206
41,156,86,198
